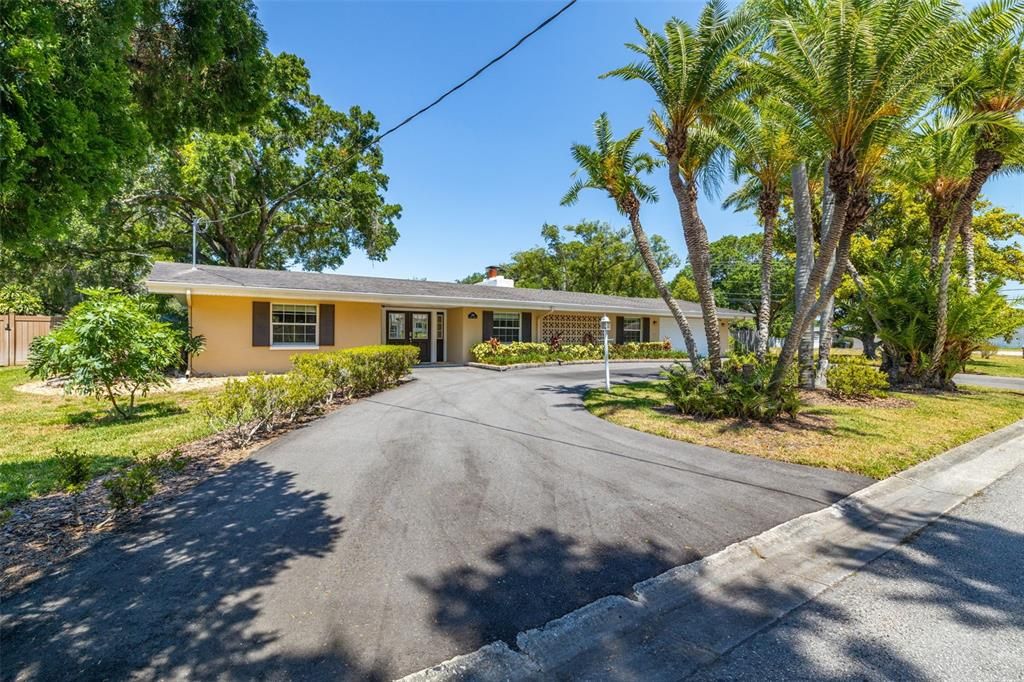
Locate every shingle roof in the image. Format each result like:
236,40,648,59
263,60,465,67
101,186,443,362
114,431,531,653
146,262,750,318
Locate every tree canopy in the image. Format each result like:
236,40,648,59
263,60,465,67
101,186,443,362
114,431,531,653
460,221,679,298
122,52,401,270
1,0,269,241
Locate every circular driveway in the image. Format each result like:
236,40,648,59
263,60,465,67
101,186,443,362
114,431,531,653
3,364,869,681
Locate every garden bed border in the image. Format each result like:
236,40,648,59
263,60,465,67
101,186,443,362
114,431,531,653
467,358,684,372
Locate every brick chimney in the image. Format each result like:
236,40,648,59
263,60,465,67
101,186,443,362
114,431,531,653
476,265,514,287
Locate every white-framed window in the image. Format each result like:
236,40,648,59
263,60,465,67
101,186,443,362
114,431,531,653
492,312,521,343
388,311,406,340
272,303,318,346
622,317,642,343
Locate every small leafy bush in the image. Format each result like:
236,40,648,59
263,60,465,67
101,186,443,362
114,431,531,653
27,288,183,418
826,361,889,399
103,464,158,512
291,352,352,400
54,447,91,494
661,356,800,422
0,283,44,314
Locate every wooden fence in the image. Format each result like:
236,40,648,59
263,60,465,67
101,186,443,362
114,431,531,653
1,314,60,367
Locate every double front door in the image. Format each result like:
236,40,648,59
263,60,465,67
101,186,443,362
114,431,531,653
387,311,443,363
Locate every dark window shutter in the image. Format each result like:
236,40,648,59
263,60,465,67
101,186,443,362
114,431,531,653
520,312,532,342
252,301,270,347
319,304,335,346
642,317,651,342
615,316,625,344
482,310,493,340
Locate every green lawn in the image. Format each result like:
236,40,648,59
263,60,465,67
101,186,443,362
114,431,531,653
0,367,222,509
585,381,1024,479
964,353,1024,378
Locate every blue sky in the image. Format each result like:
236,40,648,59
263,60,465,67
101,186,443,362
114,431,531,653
257,0,1022,283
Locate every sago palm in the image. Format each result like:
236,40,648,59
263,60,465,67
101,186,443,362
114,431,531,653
562,114,704,363
603,0,755,373
757,0,1022,390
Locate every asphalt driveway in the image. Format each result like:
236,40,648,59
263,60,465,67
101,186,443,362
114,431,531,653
2,364,869,681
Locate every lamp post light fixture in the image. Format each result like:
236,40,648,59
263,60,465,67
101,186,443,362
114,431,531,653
599,315,611,392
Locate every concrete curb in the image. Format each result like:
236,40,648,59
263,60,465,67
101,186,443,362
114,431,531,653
467,359,683,372
398,418,1024,681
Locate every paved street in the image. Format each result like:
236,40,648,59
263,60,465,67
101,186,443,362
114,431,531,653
0,364,867,681
692,461,1024,681
955,372,1024,391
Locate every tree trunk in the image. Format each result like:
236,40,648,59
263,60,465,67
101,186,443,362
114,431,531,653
961,218,978,295
816,189,870,385
623,197,703,365
928,213,945,272
771,149,858,392
755,191,779,361
814,164,837,387
665,136,722,373
791,162,817,388
928,147,1002,385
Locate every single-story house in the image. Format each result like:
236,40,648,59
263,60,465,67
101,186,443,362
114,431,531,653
145,262,750,375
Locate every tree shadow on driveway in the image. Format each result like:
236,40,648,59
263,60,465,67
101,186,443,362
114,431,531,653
411,500,1024,680
2,460,383,681
411,527,684,650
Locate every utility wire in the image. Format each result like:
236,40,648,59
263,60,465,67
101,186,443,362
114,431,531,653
197,0,579,228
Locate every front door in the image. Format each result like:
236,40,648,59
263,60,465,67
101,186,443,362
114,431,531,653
387,311,431,362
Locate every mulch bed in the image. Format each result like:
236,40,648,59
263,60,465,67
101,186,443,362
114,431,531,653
0,402,349,598
799,390,915,409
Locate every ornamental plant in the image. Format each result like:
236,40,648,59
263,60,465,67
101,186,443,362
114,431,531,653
27,289,182,418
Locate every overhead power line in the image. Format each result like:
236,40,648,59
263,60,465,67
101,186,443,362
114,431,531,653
198,0,579,229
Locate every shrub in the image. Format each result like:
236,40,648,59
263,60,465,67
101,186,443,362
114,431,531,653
54,447,91,494
471,339,685,365
661,356,800,422
335,345,419,396
103,464,158,512
826,362,889,400
202,346,417,446
27,288,182,418
978,342,999,359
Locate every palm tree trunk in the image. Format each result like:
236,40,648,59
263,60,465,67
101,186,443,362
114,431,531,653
929,147,1001,385
816,189,870,385
755,192,779,361
624,199,703,364
928,213,945,271
666,148,722,373
961,218,978,295
791,162,816,388
770,150,858,392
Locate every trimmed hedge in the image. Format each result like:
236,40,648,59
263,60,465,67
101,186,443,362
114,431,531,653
202,345,419,445
471,339,685,366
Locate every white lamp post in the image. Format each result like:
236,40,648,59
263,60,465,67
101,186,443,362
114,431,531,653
600,315,611,392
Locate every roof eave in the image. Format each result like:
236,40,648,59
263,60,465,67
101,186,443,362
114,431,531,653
146,279,751,319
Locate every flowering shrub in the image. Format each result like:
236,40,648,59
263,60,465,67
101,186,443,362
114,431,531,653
471,339,686,365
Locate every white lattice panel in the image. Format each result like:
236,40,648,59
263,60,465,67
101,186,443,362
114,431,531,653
539,314,602,345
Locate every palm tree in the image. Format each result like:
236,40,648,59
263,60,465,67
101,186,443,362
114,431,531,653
944,36,1024,294
562,114,704,363
930,37,1024,383
757,0,1018,391
603,2,754,374
718,97,798,360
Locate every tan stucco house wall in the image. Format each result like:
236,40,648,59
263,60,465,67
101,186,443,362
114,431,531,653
147,263,750,376
190,294,381,376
